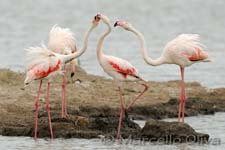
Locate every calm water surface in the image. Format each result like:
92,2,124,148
0,112,224,150
0,0,224,87
0,1,225,149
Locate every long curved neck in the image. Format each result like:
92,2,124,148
130,27,165,66
97,21,111,61
60,25,95,64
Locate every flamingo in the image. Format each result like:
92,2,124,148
24,16,99,140
48,25,78,118
114,21,211,123
94,14,148,142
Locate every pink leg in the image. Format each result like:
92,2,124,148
126,84,148,111
181,67,186,123
64,73,68,116
178,82,183,122
61,66,67,118
34,80,42,140
178,100,182,122
178,67,186,123
117,86,124,144
46,82,53,139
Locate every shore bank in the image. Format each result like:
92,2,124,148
0,67,224,140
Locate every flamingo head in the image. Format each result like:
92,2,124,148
94,13,110,24
92,14,101,27
114,21,132,31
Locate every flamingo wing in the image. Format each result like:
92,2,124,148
165,34,209,61
48,25,77,54
105,55,139,78
184,47,209,61
24,46,62,84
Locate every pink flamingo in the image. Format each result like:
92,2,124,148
24,17,98,140
114,21,211,123
48,25,78,118
95,14,148,142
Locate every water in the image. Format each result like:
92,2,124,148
0,1,225,149
0,0,224,88
0,112,224,150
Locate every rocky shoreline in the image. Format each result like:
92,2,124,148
0,67,224,142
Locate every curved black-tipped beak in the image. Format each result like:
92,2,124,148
94,14,101,21
114,21,118,27
71,72,75,78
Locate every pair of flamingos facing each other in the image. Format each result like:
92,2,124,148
24,13,211,141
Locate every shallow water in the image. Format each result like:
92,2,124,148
0,1,224,148
0,112,224,150
0,0,224,88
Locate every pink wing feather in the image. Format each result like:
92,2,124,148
106,55,139,78
165,34,209,61
48,25,76,54
24,46,61,84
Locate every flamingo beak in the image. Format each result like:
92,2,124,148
71,72,75,78
114,21,118,27
70,60,75,78
94,14,101,22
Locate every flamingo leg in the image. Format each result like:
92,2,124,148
181,67,186,123
63,68,68,116
178,67,185,123
178,100,182,122
126,83,148,111
61,66,67,118
34,80,42,140
46,82,53,139
117,86,125,144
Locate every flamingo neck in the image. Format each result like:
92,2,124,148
61,24,95,64
130,27,165,66
97,21,112,61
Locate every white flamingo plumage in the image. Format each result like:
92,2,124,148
48,25,77,118
94,14,148,142
24,17,98,140
114,21,211,123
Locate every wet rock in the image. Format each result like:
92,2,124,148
140,119,209,143
89,117,141,138
79,106,118,118
185,97,215,115
1,126,32,137
35,113,99,138
0,108,141,139
128,98,217,120
0,116,210,143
